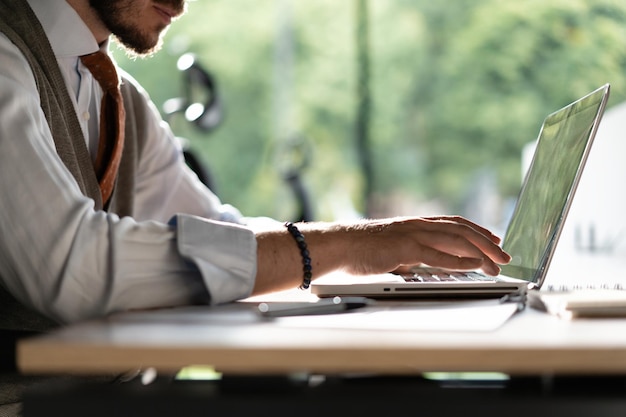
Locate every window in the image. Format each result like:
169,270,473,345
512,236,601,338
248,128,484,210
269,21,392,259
113,0,626,231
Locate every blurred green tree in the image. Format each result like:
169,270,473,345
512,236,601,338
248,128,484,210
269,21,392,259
112,0,626,224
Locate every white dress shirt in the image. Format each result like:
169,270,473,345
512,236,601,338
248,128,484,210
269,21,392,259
0,0,258,323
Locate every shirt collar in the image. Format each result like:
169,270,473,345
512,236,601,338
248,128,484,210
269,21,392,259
27,0,103,58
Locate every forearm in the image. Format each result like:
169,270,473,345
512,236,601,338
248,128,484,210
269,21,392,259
253,222,347,295
252,217,512,296
253,220,406,295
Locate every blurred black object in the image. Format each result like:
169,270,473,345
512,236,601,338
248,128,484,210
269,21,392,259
163,53,223,133
163,53,313,221
162,53,223,192
275,134,314,222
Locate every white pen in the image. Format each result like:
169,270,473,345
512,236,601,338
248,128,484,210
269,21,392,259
257,296,373,318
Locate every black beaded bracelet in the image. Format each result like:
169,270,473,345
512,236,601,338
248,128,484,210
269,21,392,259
284,222,313,290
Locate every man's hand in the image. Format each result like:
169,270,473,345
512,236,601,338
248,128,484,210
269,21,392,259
337,216,510,277
252,216,511,296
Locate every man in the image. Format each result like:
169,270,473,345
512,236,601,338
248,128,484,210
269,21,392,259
0,0,510,414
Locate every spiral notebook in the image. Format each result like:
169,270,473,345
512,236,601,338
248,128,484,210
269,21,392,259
312,84,611,299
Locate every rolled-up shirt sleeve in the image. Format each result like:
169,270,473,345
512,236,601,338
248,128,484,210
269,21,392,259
123,72,260,306
174,214,257,305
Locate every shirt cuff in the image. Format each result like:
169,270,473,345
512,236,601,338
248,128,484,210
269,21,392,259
173,213,257,305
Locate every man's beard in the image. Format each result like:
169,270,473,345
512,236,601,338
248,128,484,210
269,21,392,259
89,0,186,57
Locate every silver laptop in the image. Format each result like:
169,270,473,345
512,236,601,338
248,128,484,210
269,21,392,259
312,84,610,299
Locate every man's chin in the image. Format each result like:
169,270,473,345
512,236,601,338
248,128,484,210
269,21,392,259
114,28,166,58
115,37,163,58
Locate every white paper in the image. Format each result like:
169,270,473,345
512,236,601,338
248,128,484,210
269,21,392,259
274,300,521,332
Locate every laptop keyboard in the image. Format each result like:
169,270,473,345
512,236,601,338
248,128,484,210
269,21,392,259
401,269,626,290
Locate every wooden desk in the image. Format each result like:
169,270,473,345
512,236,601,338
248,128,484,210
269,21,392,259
17,299,626,417
16,300,626,377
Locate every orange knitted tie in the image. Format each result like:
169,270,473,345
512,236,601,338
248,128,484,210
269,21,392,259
80,51,126,205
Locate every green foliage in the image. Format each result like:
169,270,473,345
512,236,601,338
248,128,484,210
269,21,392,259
414,0,626,205
113,0,626,222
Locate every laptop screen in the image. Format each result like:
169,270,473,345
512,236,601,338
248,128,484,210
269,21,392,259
499,84,609,284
